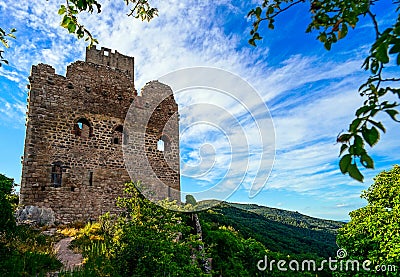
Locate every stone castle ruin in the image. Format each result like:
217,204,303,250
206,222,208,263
19,47,180,224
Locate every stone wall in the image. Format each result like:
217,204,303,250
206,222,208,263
20,47,180,224
85,47,135,86
124,81,181,202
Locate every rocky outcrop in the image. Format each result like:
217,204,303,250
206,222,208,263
16,205,55,226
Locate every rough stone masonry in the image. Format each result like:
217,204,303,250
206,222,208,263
19,47,181,224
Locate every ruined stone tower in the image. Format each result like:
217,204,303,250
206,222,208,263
19,47,180,223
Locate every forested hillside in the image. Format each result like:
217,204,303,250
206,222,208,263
229,203,343,233
200,203,342,258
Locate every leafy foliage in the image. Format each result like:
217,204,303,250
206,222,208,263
248,0,400,181
201,211,333,276
0,226,62,276
186,194,197,206
336,165,400,276
0,27,16,67
200,203,340,258
230,203,343,233
58,183,343,276
62,182,207,276
0,173,16,233
0,1,156,65
0,173,61,276
3,176,342,276
57,0,157,48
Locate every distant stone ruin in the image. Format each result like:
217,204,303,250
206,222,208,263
19,47,180,224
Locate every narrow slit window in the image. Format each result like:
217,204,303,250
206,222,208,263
51,162,62,188
89,171,93,186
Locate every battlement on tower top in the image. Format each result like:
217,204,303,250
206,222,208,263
85,46,135,86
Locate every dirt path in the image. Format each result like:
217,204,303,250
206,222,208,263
54,237,83,270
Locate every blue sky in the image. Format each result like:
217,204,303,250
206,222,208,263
0,0,399,220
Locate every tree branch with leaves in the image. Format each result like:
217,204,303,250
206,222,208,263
0,27,16,67
248,0,400,181
0,0,157,66
57,0,157,47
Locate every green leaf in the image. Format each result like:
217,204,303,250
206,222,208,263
324,41,331,51
360,153,374,169
389,42,400,54
339,144,348,156
354,135,364,149
368,120,386,133
337,133,351,143
61,15,71,28
58,5,66,15
268,23,275,30
348,163,364,182
267,6,274,15
349,118,362,132
248,39,256,47
355,105,373,116
370,108,379,117
68,22,77,33
339,154,352,174
253,32,261,40
255,7,262,19
318,33,327,43
375,43,389,64
385,109,400,122
362,126,380,147
338,23,348,39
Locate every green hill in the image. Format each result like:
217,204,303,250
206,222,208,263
229,202,343,233
199,202,344,258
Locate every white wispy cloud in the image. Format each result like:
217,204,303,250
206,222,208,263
0,97,25,126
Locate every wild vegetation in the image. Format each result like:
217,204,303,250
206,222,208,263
200,203,339,258
0,174,61,276
56,183,334,276
2,167,400,276
335,165,400,276
230,203,343,233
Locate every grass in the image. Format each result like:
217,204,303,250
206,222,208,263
0,225,62,276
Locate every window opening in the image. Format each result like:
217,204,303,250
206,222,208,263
158,135,170,151
113,125,123,145
74,118,92,138
157,139,165,151
89,171,93,186
51,162,62,187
